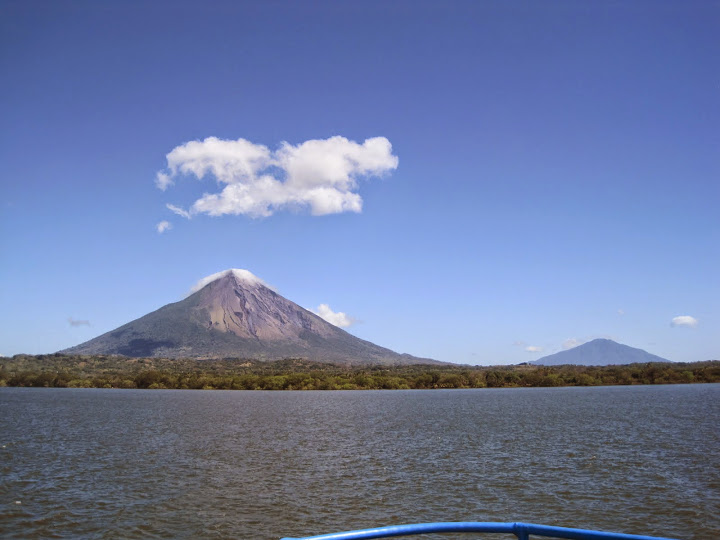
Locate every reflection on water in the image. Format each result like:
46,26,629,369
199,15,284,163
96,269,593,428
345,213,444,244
1,385,718,539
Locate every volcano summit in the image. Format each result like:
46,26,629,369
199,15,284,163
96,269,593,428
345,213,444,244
61,269,436,365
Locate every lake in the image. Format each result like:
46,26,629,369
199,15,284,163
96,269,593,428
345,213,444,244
1,385,718,539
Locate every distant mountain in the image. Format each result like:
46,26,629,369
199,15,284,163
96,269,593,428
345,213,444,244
61,269,439,365
530,339,670,366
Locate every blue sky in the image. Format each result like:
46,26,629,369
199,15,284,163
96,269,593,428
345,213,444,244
1,0,717,364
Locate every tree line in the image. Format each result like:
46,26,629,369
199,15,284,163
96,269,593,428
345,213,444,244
1,354,718,390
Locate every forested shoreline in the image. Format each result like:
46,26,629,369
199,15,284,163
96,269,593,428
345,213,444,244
1,354,718,390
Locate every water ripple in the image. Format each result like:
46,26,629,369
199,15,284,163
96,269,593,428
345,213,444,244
1,385,718,539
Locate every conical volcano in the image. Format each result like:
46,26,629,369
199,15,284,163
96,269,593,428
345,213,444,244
530,338,670,366
61,269,436,365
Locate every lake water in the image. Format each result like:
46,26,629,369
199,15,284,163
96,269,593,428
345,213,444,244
1,385,718,539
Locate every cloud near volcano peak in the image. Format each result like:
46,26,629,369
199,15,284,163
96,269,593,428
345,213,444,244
156,136,398,218
671,315,698,327
312,304,356,328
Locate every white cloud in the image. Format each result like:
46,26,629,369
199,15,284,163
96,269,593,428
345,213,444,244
156,220,172,233
156,135,398,218
155,172,173,191
190,268,271,294
68,317,91,327
671,315,698,328
525,345,543,353
166,137,272,184
312,303,355,328
166,203,191,219
617,309,625,315
561,335,615,350
562,338,583,350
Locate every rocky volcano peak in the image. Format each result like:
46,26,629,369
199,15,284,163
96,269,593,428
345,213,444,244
190,268,269,293
192,269,335,342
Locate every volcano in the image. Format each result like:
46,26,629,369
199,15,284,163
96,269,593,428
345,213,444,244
61,269,437,365
530,338,670,366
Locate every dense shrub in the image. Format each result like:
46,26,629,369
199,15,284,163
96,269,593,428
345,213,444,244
1,354,718,390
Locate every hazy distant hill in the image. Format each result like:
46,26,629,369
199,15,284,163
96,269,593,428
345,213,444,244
530,338,670,366
61,269,439,365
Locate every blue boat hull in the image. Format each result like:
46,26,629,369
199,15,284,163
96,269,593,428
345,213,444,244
281,521,679,540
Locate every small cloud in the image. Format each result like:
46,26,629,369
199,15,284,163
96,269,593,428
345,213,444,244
167,203,191,219
156,220,172,233
156,172,173,191
525,345,543,353
617,309,625,315
562,338,583,350
68,317,90,327
312,303,355,328
671,315,698,328
155,135,398,219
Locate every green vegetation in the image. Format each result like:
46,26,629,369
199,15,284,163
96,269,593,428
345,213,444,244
1,354,718,390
